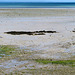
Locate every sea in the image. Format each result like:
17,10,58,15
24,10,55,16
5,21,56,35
0,2,75,8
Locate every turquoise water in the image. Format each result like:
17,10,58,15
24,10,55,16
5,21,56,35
0,2,75,8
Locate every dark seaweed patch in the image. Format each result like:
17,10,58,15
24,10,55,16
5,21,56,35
73,31,75,32
4,30,57,35
72,28,75,32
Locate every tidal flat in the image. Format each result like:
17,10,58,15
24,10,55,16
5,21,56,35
0,8,75,75
0,45,75,75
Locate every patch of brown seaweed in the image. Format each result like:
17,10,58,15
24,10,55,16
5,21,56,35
4,30,57,35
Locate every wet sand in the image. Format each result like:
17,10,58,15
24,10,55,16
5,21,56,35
0,8,75,58
0,8,75,74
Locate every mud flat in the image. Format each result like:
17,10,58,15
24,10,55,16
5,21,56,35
0,8,75,75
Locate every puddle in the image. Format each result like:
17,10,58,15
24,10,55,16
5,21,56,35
0,36,2,38
0,59,42,73
0,53,12,58
0,59,29,68
64,45,75,55
4,30,57,35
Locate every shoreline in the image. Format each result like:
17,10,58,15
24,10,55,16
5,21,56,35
0,7,75,9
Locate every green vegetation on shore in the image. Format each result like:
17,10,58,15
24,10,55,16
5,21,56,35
35,59,75,67
0,45,16,58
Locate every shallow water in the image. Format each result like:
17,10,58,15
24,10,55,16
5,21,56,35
0,2,75,8
0,59,29,68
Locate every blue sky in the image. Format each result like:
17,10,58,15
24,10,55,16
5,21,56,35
0,0,75,2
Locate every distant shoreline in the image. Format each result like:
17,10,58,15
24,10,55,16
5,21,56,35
0,8,75,9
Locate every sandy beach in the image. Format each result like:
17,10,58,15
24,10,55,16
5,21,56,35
0,8,75,74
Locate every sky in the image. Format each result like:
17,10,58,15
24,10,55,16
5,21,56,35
0,0,75,2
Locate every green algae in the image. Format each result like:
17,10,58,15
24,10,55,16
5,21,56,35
35,59,75,67
0,45,16,58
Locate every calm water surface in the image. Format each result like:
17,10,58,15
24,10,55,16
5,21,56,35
0,2,75,8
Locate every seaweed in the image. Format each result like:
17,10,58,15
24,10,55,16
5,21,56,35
4,30,57,35
35,59,75,67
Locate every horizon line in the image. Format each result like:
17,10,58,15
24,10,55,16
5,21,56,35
0,2,75,3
